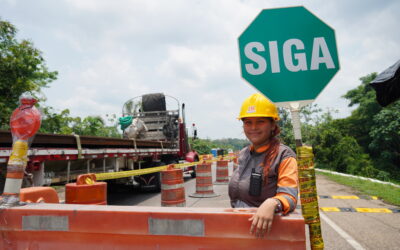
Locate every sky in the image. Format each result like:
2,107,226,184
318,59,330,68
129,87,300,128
1,0,399,139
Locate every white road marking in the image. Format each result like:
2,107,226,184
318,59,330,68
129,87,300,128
320,212,365,250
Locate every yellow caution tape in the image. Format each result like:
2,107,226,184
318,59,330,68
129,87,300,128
296,146,324,250
8,140,29,165
94,155,235,181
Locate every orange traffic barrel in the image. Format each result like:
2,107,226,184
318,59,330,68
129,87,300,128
214,159,229,185
66,173,107,205
189,162,219,198
233,157,239,171
161,165,185,207
19,186,59,203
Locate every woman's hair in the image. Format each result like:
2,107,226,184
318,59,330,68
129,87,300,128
262,120,281,185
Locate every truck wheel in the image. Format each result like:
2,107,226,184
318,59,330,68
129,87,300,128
190,168,196,178
138,161,164,193
151,161,164,193
153,172,162,193
190,157,199,178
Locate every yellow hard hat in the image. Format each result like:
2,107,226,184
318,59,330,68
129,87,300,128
238,93,280,120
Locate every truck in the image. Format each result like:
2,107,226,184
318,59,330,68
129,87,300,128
0,93,199,192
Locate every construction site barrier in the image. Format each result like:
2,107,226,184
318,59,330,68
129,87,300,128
214,159,229,185
0,204,306,250
161,166,185,207
189,162,219,198
19,187,59,204
65,173,107,205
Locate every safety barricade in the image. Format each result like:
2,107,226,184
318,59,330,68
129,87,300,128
214,159,229,184
19,187,59,204
161,165,186,207
189,162,219,198
65,173,107,205
0,204,306,249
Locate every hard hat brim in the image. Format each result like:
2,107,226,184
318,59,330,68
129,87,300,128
237,114,280,121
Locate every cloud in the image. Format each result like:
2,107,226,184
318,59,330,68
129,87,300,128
1,0,399,139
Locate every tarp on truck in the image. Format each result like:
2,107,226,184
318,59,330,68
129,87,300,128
370,60,400,107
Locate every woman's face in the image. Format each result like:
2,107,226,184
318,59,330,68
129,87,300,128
243,117,275,147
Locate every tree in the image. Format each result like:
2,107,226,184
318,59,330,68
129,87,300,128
342,73,400,180
342,73,381,151
0,18,57,128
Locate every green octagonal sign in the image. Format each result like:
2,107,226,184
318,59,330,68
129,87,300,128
239,6,339,104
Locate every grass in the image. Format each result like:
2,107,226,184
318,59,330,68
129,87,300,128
317,171,400,206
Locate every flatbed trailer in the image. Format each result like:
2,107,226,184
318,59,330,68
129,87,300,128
0,129,198,192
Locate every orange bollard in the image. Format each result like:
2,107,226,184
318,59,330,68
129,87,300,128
161,165,186,207
19,186,59,203
189,162,219,198
66,173,107,205
214,160,229,185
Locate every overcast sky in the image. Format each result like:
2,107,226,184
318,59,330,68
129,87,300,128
1,0,399,139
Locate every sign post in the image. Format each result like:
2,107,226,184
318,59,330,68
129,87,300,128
238,6,340,249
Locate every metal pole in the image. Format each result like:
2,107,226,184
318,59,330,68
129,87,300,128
67,160,71,183
290,107,303,147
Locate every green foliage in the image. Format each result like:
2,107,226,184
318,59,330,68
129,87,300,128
0,18,57,128
341,73,400,180
40,106,120,138
190,138,248,155
212,138,249,151
190,138,216,155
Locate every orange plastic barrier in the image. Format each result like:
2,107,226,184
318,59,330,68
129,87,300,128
19,187,59,204
0,204,306,249
65,173,107,205
214,159,229,184
189,162,219,198
161,166,185,207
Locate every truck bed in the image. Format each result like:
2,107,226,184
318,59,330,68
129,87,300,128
0,130,174,149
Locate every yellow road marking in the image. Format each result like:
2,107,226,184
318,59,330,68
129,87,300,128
354,208,392,213
320,207,340,212
331,195,360,199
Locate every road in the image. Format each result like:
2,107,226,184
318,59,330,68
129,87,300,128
106,161,400,250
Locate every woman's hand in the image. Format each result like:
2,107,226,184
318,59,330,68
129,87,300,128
249,198,279,238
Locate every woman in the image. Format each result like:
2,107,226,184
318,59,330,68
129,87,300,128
228,93,298,238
